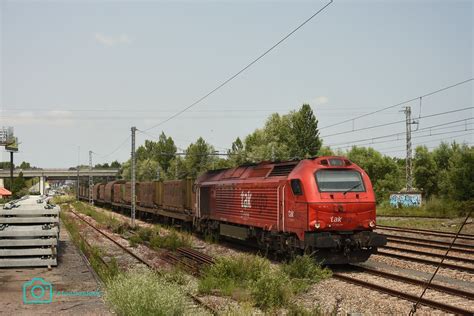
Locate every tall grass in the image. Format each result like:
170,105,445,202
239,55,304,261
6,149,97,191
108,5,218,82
105,267,187,316
73,201,131,234
198,253,331,310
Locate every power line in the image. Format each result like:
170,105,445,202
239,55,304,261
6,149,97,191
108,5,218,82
328,117,473,147
142,0,333,132
331,128,474,150
322,107,473,138
319,78,474,131
96,135,130,159
374,132,474,152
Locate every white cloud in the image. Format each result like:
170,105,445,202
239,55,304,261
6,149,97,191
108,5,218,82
8,111,75,127
314,96,329,105
94,33,131,47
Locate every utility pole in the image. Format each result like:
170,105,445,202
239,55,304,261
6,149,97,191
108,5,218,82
89,150,93,205
9,151,13,191
77,146,80,200
131,127,136,227
403,106,414,191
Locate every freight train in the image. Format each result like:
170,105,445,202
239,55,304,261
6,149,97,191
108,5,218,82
78,156,386,264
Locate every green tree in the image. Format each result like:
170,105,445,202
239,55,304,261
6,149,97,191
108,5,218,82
110,160,121,168
184,137,216,178
445,144,474,201
227,137,246,166
290,104,322,158
413,146,438,197
19,161,31,169
155,132,177,172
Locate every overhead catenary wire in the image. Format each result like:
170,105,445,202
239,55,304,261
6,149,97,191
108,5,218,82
319,78,474,131
331,128,474,150
96,135,131,159
326,116,473,147
321,107,473,138
142,0,333,132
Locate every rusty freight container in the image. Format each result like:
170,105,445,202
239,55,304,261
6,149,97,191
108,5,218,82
123,182,140,204
98,183,106,202
154,181,164,207
92,183,100,201
162,179,193,212
104,181,125,205
138,181,155,208
112,182,124,204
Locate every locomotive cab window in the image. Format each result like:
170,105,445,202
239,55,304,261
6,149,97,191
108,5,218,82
290,179,303,195
315,170,365,192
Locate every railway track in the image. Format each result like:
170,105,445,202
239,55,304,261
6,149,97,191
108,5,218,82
384,235,474,254
69,204,474,314
380,244,474,265
333,267,474,315
377,225,474,241
67,209,218,315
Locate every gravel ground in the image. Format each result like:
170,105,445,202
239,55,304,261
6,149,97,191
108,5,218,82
78,203,474,315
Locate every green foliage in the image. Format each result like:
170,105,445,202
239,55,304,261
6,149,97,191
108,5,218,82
149,229,192,250
291,104,322,158
184,137,216,178
282,254,332,283
242,104,322,162
445,144,474,201
251,270,292,309
105,267,187,316
414,146,438,197
198,253,330,310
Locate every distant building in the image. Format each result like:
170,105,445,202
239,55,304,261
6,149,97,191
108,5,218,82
0,187,12,199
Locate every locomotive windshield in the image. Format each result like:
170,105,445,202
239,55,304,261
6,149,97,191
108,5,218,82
315,169,365,192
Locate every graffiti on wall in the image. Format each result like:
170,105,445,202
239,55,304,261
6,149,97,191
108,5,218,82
389,193,422,208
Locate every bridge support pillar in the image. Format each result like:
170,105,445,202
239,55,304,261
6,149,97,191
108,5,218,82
39,176,46,195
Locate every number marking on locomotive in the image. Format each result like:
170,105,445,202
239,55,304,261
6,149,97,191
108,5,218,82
241,191,252,209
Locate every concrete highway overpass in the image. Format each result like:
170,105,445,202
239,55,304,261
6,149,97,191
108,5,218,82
0,169,120,195
0,169,119,179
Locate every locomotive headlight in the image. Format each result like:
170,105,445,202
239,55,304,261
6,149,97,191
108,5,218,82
314,221,321,229
369,220,376,228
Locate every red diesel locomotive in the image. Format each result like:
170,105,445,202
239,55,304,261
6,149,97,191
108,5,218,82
194,156,386,264
80,156,386,264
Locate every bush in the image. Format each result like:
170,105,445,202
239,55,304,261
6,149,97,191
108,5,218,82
282,255,332,294
105,267,186,316
149,229,191,250
251,270,291,309
198,254,269,297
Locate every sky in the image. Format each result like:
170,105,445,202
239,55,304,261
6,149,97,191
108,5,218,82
1,0,472,168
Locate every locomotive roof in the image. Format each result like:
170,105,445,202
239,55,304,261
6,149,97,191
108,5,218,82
197,159,307,183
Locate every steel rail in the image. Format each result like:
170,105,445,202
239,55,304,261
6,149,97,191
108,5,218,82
381,245,474,265
68,209,218,315
376,250,474,273
377,225,474,241
353,265,474,300
385,236,474,254
333,273,473,315
380,233,474,250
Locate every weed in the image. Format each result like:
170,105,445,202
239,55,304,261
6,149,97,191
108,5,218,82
149,229,191,250
251,270,291,309
282,255,332,293
129,235,143,248
105,267,187,316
